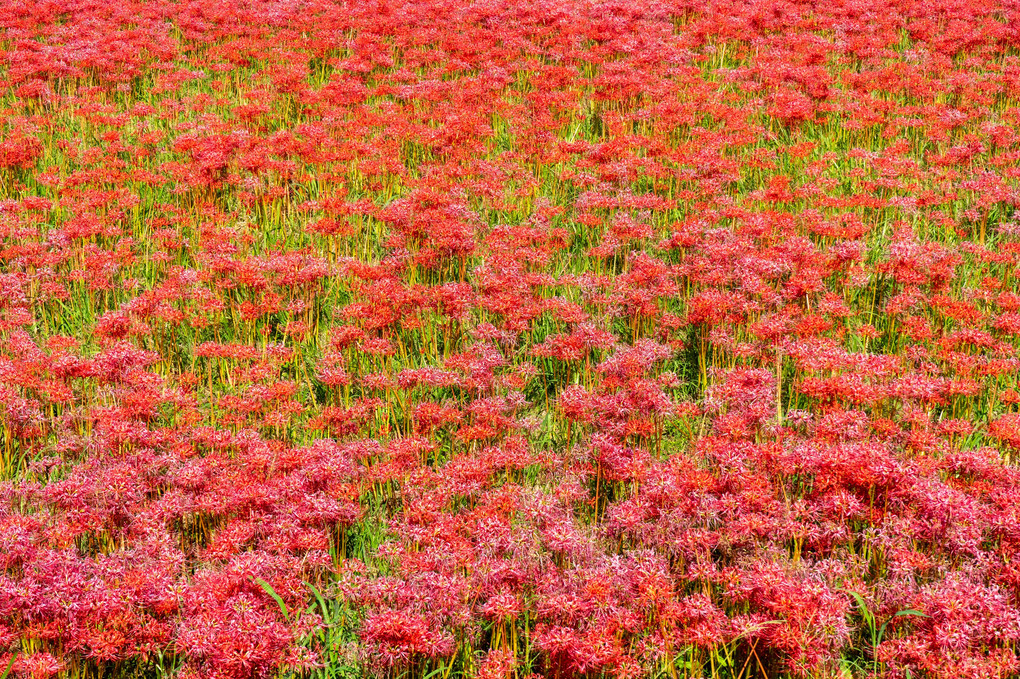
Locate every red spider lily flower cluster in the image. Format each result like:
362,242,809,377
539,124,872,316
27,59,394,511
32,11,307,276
2,0,1020,677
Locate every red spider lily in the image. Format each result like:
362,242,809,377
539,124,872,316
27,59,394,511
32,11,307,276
4,0,1020,677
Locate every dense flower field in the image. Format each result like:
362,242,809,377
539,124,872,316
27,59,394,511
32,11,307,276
2,0,1020,677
